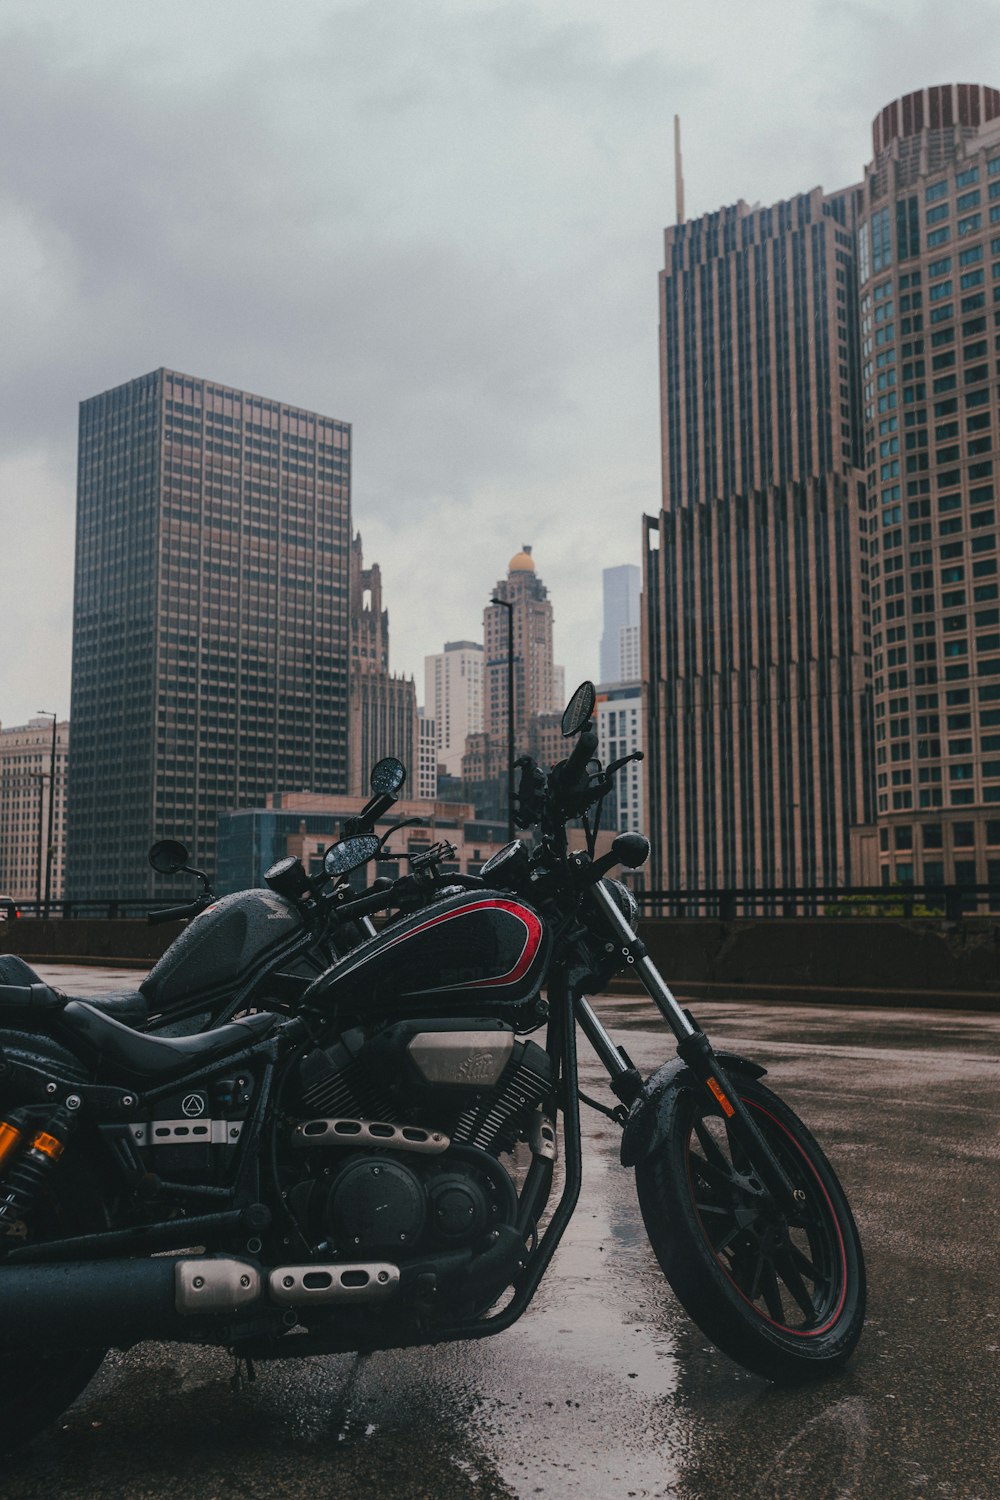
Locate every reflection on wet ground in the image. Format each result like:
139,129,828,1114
5,975,999,1498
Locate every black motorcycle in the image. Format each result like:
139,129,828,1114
0,682,865,1452
0,754,425,1040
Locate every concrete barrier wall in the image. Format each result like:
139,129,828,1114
2,915,998,1007
635,916,1000,1009
0,919,184,967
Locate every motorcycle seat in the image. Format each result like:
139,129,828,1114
57,1001,277,1082
0,955,148,1028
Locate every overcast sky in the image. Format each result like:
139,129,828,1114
1,0,996,728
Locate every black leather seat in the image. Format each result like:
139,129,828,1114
58,1002,276,1082
0,955,148,1027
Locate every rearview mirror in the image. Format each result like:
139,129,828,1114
324,834,381,878
148,839,190,875
561,681,596,737
370,757,406,796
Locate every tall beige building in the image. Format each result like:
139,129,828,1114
853,84,1000,892
483,546,557,753
424,640,483,779
460,548,563,824
0,718,69,903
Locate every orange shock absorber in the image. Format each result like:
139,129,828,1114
0,1102,76,1227
0,1113,26,1172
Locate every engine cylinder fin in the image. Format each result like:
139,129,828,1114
301,1064,394,1123
452,1062,552,1150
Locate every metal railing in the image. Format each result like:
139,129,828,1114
0,898,179,921
2,883,999,924
635,883,1000,921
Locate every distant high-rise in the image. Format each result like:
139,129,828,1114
462,547,559,822
0,717,69,902
67,368,352,898
599,565,641,685
646,183,873,893
424,640,483,779
853,84,1000,890
483,546,556,750
348,533,416,795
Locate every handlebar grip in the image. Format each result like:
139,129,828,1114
556,726,599,791
334,886,396,921
147,903,201,926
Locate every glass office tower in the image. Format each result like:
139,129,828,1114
645,187,873,894
67,368,352,899
856,84,1000,891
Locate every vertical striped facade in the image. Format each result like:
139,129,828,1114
69,369,352,900
646,189,873,893
644,478,871,893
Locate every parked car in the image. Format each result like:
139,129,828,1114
0,896,18,920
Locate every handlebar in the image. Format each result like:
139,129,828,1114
333,869,483,924
147,899,209,926
552,725,599,797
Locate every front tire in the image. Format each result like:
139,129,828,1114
635,1075,865,1384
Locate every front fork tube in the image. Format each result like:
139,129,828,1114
584,882,804,1216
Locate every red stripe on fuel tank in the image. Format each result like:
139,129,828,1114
381,899,543,992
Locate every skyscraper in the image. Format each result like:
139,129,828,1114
853,84,1000,891
67,368,352,898
599,564,641,685
424,640,483,779
645,186,873,893
348,532,416,794
461,547,559,823
0,717,69,903
483,546,557,750
647,82,1000,899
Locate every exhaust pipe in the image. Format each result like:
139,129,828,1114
0,1255,404,1350
0,1255,262,1350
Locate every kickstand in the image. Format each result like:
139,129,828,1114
230,1353,257,1392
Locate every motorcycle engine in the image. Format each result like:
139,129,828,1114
282,1019,551,1258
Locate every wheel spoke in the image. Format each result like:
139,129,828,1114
760,1260,786,1322
688,1150,733,1190
775,1248,819,1321
693,1117,733,1176
789,1241,822,1283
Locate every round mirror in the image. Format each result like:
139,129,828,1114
324,834,381,878
370,757,406,796
561,681,596,737
148,839,190,875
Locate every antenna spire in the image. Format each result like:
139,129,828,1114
674,114,685,225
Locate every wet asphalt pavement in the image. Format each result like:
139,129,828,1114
3,967,999,1499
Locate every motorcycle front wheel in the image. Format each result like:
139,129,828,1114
635,1075,865,1384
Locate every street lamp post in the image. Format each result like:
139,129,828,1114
38,712,57,918
491,595,515,841
32,770,47,914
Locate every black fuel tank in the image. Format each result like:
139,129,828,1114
140,889,304,1013
307,889,550,1020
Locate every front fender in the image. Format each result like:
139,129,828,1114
619,1051,766,1168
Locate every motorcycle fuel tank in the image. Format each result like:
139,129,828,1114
308,889,550,1020
140,889,304,1013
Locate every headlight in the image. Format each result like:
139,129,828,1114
601,877,639,933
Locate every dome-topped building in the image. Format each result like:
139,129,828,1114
483,548,557,750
